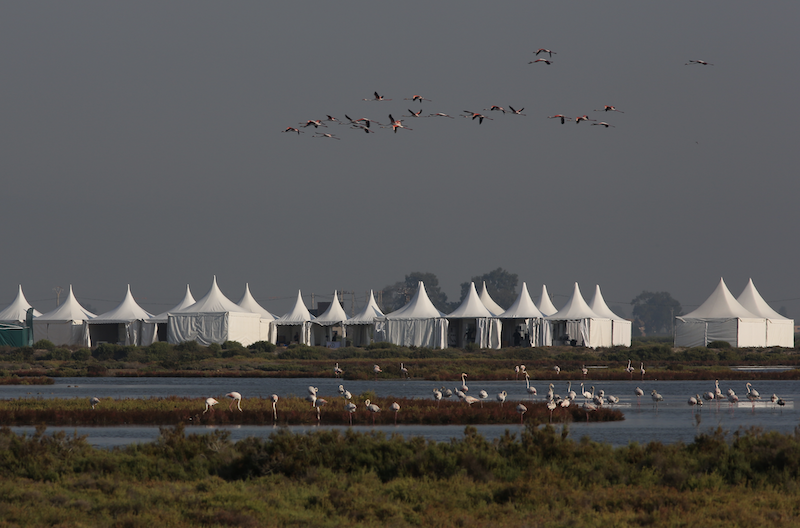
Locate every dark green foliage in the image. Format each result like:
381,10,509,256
458,267,519,309
380,271,456,313
631,291,683,336
247,341,276,354
33,339,56,351
72,348,91,361
43,348,72,361
708,340,732,349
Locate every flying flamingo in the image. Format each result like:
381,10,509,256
313,132,340,140
428,112,454,118
547,114,570,124
634,387,644,406
460,373,469,393
225,392,242,412
462,111,493,124
478,390,488,407
282,127,304,134
345,401,357,425
404,109,425,117
404,95,432,103
90,397,100,410
575,115,596,124
686,60,713,65
400,363,409,379
433,388,443,406
300,120,327,128
271,394,279,422
373,364,382,380
203,397,218,414
508,106,526,115
516,404,528,424
364,91,391,101
484,105,506,113
529,58,553,65
592,122,615,128
535,48,556,57
325,115,339,123
595,105,624,113
365,399,381,425
385,114,412,133
334,363,343,378
497,391,507,407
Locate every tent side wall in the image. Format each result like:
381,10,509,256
32,321,91,347
674,318,708,347
766,319,795,347
611,320,632,347
226,313,262,346
378,319,448,349
736,318,767,347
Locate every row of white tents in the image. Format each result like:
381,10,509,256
0,277,792,349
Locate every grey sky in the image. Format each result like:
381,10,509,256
2,2,799,318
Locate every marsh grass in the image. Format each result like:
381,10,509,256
0,395,623,426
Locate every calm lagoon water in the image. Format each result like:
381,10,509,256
4,376,797,448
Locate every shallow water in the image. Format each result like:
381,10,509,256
4,376,797,448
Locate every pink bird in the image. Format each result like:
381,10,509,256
385,114,412,133
592,121,615,128
282,127,304,134
428,112,454,118
575,115,596,124
535,48,556,57
404,109,425,117
364,91,392,101
484,105,506,113
508,106,526,116
404,94,432,103
300,120,327,128
225,392,242,412
595,105,624,113
462,111,493,124
547,114,570,124
529,58,553,65
313,132,341,140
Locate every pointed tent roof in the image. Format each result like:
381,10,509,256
447,282,494,318
91,285,154,322
499,282,544,319
588,285,625,321
237,284,276,320
536,284,559,316
36,285,96,322
180,276,249,313
383,282,445,319
274,290,314,324
313,291,349,325
547,283,603,320
154,285,196,320
347,290,385,323
737,279,788,320
478,281,505,316
682,278,759,319
0,285,42,323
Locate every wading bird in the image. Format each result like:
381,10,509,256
334,363,343,378
373,364,382,380
400,363,409,379
634,387,644,405
547,399,557,421
314,398,327,422
203,397,218,414
640,363,646,380
433,387,443,405
554,365,561,375
460,373,469,393
516,403,528,424
225,392,242,412
582,401,597,421
90,397,100,410
581,365,588,377
365,399,381,425
271,394,279,422
651,389,663,409
478,390,488,407
346,401,357,425
607,394,619,405
497,390,507,406
525,372,537,399
625,359,635,378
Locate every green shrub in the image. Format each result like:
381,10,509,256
248,341,276,354
72,348,91,361
708,341,731,349
33,339,56,352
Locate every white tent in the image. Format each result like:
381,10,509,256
588,285,632,347
167,277,261,346
375,282,448,349
32,285,95,346
446,282,500,348
737,278,794,348
141,285,196,345
497,282,546,347
343,290,384,347
0,285,42,324
311,291,348,346
88,285,154,346
237,283,276,343
674,278,766,348
271,290,314,345
536,284,559,316
546,283,612,348
478,281,505,316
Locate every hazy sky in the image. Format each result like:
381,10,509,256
2,2,799,318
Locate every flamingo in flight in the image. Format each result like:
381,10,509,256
686,60,713,65
345,115,382,128
529,58,554,65
225,391,242,412
351,124,376,134
404,109,425,117
428,112,454,118
508,106,526,115
547,114,570,124
313,132,340,140
364,91,392,101
404,95,432,103
592,122,615,128
535,48,556,57
300,120,327,128
385,114,412,133
575,115,596,124
484,105,506,113
595,105,624,113
462,111,493,124
282,127,304,134
325,115,340,123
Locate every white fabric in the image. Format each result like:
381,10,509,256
674,278,766,348
375,282,448,348
478,281,505,316
737,278,794,347
497,282,543,346
88,285,153,346
272,290,314,345
546,283,612,348
536,285,559,316
90,285,153,323
446,282,500,349
32,285,95,346
166,277,262,346
313,291,349,325
343,290,384,346
588,285,632,347
237,284,276,320
142,285,196,345
0,285,42,323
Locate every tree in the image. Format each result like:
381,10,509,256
458,267,518,309
379,272,456,313
631,291,683,337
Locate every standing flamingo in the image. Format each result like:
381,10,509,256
90,397,100,410
334,363,343,378
433,388,443,406
553,365,561,376
400,363,409,379
271,394,279,422
625,359,634,379
582,401,597,421
497,391,507,407
225,392,242,412
688,394,699,412
525,372,537,399
314,398,327,423
746,382,761,412
346,401,357,425
547,399,557,422
650,389,663,409
516,404,528,424
640,363,646,380
566,381,576,401
203,397,218,414
460,373,469,393
634,387,644,406
373,364,382,380
388,402,400,424
478,390,488,407
365,399,381,425
581,365,588,378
